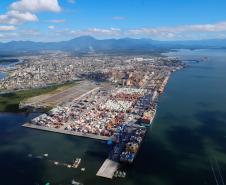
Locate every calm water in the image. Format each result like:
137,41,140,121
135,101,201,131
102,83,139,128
0,72,6,80
1,49,226,185
0,58,19,80
0,58,19,67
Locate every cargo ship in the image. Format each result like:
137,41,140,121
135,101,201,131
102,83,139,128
141,103,157,126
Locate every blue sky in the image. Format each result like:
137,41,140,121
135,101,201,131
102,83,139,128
0,0,226,42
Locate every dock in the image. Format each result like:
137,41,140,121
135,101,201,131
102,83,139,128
96,159,119,179
23,123,110,141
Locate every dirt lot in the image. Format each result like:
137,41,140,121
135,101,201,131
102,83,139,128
21,81,98,108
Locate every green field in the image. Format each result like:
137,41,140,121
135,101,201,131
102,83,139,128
0,82,77,112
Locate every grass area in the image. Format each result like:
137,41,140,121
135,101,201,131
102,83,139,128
0,81,78,112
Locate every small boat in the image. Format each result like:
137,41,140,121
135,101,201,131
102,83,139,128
114,170,126,178
118,171,122,177
114,171,118,177
71,179,83,185
54,161,59,165
67,164,72,168
81,168,85,172
72,158,81,168
122,171,126,178
43,153,49,157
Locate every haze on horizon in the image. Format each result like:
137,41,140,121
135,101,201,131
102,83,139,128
0,0,226,42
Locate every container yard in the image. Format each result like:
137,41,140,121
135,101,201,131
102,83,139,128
23,85,158,179
23,86,154,139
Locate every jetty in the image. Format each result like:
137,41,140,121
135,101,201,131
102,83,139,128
23,123,109,141
96,159,119,179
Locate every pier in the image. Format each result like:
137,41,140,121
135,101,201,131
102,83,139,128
96,159,119,179
23,123,110,141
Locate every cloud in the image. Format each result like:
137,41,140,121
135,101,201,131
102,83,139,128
68,0,76,4
2,20,226,41
48,25,55,29
51,22,226,41
0,10,38,24
112,16,126,20
59,28,122,37
127,21,226,39
0,0,61,25
0,25,16,31
0,29,40,41
10,0,61,13
20,29,40,36
164,21,226,33
48,19,65,23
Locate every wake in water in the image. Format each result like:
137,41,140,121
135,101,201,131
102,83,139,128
208,155,225,185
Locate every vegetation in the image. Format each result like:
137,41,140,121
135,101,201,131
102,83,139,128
0,81,78,112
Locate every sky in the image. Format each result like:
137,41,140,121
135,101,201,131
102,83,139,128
0,0,226,42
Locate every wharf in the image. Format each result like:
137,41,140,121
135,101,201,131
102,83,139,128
23,123,110,141
96,159,119,179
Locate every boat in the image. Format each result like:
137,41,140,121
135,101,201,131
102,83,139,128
122,171,126,178
54,161,59,165
71,179,83,185
114,170,126,178
118,171,122,177
43,153,49,157
81,167,85,172
114,171,118,177
141,108,156,127
72,158,81,168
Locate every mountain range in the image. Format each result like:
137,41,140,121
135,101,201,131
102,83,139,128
0,36,226,54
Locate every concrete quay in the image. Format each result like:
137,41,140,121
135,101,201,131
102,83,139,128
96,159,119,179
23,123,110,141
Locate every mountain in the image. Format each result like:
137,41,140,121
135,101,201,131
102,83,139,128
0,36,226,54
